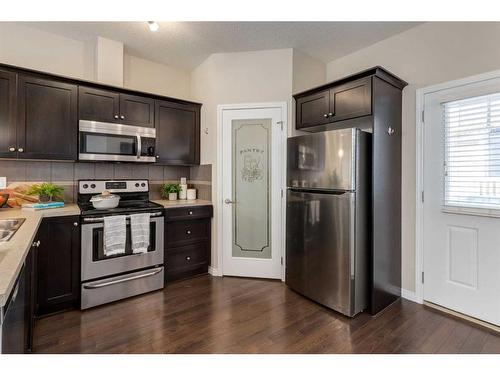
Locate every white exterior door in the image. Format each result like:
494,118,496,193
423,77,500,326
220,105,285,279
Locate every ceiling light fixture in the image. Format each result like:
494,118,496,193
148,21,159,32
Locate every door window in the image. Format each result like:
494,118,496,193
443,92,500,213
231,118,272,259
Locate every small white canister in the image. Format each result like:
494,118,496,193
186,188,197,200
179,184,188,199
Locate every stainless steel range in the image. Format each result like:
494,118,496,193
77,179,164,309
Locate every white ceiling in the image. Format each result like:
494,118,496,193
26,22,422,70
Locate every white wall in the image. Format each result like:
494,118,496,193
0,23,190,99
0,23,94,80
190,48,294,269
326,22,500,293
123,54,191,99
291,49,326,137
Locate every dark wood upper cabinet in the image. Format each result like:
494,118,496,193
295,75,373,130
36,216,80,316
0,69,17,158
17,75,78,160
155,100,200,165
329,77,372,123
119,93,155,127
296,90,330,129
79,86,120,123
80,87,155,127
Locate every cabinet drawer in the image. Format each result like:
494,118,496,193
164,205,213,221
165,242,209,282
166,219,209,246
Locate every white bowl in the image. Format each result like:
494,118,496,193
90,194,120,209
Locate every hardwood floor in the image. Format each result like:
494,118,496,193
33,275,500,354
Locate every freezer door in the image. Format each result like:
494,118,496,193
287,128,357,191
286,189,355,316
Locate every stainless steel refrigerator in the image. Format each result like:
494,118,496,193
286,128,371,317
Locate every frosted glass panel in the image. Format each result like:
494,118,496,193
232,119,271,259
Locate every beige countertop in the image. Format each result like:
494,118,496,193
153,199,212,208
0,205,80,308
0,199,212,308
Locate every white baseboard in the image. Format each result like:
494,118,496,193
208,266,222,277
401,288,422,304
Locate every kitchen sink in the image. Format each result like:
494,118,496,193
0,218,26,242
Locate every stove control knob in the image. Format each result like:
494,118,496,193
83,184,88,189
135,183,140,187
141,183,146,187
90,184,96,189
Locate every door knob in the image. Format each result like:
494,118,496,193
18,148,24,153
9,147,16,152
114,115,119,119
120,115,125,119
387,126,395,135
224,199,236,204
323,114,328,118
328,112,334,117
73,222,78,227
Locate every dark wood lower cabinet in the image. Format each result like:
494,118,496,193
164,206,213,282
36,216,81,316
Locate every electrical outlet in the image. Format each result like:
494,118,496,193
0,177,6,189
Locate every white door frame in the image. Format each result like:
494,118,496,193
415,68,500,304
217,102,288,281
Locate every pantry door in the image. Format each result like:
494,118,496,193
423,76,500,326
220,104,285,279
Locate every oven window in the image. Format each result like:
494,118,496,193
80,132,137,156
92,221,157,261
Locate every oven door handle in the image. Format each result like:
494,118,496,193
83,267,163,289
136,135,142,159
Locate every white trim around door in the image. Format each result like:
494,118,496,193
415,68,500,305
217,102,288,281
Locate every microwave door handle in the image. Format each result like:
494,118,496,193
136,135,141,159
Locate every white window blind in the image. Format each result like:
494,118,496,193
444,92,500,212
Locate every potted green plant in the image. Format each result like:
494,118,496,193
26,183,64,203
161,183,181,201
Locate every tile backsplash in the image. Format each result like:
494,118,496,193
0,160,212,203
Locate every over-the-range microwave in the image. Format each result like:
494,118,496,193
78,120,156,163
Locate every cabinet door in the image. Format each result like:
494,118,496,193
0,70,17,158
119,93,155,127
329,77,372,123
155,100,200,165
36,216,80,316
295,89,330,129
79,86,120,123
17,75,78,160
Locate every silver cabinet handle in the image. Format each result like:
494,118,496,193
120,115,125,119
186,256,191,261
114,115,119,119
83,268,162,289
224,199,236,204
156,155,160,159
188,211,193,215
18,148,24,152
32,240,40,247
328,112,334,117
9,146,16,152
323,114,328,118
388,126,395,135
73,222,78,227
186,230,191,234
